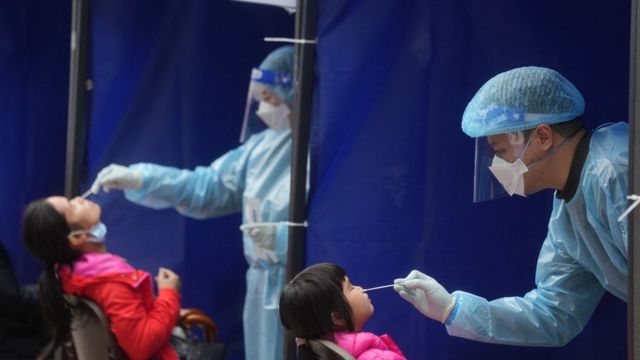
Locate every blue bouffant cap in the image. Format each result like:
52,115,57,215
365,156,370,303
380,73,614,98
462,66,585,138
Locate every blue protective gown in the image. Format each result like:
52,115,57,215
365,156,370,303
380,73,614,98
446,122,629,346
124,128,291,360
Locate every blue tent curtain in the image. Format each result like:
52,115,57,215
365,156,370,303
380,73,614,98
1,0,630,359
0,1,70,285
309,0,629,358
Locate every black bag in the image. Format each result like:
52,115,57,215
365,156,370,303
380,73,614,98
170,324,227,360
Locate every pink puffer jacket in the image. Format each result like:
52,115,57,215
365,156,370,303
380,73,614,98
333,331,406,360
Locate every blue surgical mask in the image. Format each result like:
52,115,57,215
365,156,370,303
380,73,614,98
69,222,108,243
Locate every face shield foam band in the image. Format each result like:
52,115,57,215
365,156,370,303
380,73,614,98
251,68,293,89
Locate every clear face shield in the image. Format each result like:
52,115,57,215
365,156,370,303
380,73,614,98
472,131,533,203
239,68,293,143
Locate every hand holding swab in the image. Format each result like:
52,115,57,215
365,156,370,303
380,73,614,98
363,284,394,292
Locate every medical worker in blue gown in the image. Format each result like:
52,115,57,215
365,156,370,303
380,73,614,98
90,45,296,360
395,67,629,346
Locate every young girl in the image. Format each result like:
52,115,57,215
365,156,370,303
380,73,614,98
22,196,181,360
279,263,406,360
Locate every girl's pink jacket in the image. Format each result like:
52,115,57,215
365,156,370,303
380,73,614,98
334,331,407,360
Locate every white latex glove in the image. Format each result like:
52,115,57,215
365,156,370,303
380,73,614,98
91,164,143,193
239,223,276,250
393,270,455,323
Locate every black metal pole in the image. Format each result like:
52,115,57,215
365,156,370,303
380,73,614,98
287,0,317,292
285,0,317,358
65,0,91,198
629,0,639,358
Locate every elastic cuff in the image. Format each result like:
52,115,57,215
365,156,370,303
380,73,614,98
444,297,459,325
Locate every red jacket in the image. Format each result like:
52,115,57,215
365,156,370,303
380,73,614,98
60,253,180,360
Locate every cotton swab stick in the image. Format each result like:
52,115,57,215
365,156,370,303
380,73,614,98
363,284,394,292
80,189,93,199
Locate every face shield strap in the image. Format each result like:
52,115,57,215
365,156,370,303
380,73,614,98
514,131,533,158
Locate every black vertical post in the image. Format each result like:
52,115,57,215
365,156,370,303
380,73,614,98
65,0,91,198
629,0,639,358
285,0,317,359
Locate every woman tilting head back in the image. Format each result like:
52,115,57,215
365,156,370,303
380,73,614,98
23,196,182,360
22,197,93,348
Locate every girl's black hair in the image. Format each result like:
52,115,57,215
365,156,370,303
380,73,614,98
279,263,355,359
22,199,81,350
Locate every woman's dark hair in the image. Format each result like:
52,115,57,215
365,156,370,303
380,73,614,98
279,262,355,339
22,199,81,349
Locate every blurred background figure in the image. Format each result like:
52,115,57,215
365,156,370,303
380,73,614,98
22,196,182,359
90,45,296,360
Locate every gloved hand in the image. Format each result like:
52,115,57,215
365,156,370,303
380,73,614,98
239,223,276,250
91,164,143,193
393,270,455,323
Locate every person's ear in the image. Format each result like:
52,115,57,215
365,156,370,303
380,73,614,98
534,124,554,151
331,311,346,328
68,232,87,249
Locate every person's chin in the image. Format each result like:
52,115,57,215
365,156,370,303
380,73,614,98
364,312,373,325
524,186,542,196
93,244,108,253
523,183,539,196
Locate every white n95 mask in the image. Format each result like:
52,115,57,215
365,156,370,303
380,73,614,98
256,101,291,130
488,156,528,197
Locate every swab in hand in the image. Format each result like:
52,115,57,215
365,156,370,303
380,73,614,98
363,284,394,292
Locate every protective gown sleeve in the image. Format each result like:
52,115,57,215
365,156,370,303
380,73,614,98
446,234,605,346
583,124,629,261
123,137,259,219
